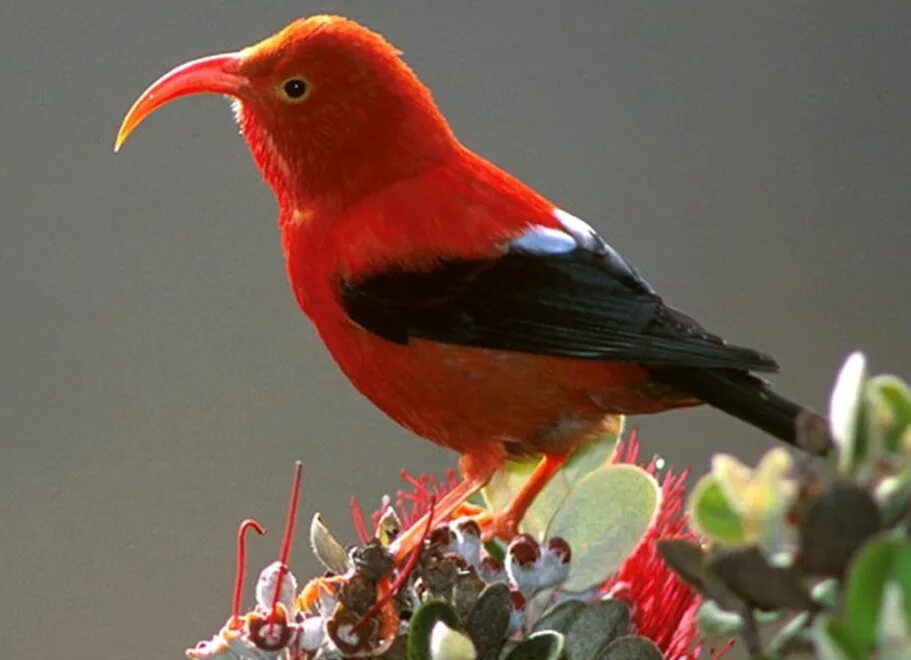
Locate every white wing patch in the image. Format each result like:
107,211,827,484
553,208,609,254
506,208,656,294
508,208,611,256
509,225,578,254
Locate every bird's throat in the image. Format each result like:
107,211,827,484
232,97,459,208
232,99,297,207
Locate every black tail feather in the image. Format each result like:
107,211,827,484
653,367,832,456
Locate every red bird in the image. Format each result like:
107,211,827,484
117,16,827,551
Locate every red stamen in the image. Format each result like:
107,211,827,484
232,518,266,626
444,468,458,491
352,496,436,634
349,496,370,544
603,436,716,658
270,461,303,621
711,638,736,658
400,468,427,493
613,427,641,464
370,469,462,530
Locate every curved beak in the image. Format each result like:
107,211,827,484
115,52,247,152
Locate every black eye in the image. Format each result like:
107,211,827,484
282,78,308,100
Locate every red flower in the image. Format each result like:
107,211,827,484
351,431,733,659
603,431,732,659
350,467,459,543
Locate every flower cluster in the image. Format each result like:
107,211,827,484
186,429,721,659
661,353,911,657
603,436,733,659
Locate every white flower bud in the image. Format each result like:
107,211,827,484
298,615,325,652
255,561,298,614
430,621,477,660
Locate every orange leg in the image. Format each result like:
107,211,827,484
390,450,504,561
475,453,569,541
390,450,573,559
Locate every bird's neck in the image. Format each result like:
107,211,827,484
235,98,459,210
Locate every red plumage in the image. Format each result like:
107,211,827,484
281,147,689,460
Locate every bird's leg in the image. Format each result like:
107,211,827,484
389,450,503,561
473,453,569,541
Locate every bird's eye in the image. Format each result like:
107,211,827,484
280,78,309,102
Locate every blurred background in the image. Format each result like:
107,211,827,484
2,2,909,657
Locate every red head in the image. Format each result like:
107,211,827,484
116,16,458,204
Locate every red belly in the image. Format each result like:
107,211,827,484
320,317,698,457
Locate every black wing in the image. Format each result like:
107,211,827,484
340,245,778,372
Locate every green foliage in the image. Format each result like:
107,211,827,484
191,352,911,660
427,620,477,660
404,578,656,660
690,448,798,561
829,537,911,656
483,425,620,538
547,463,659,592
559,599,631,659
484,427,659,593
502,631,564,660
695,599,744,638
662,352,911,658
689,477,747,544
395,429,660,660
599,636,664,660
310,512,350,574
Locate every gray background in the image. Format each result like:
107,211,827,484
2,2,909,658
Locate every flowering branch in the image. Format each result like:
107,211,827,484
660,352,911,658
182,352,911,659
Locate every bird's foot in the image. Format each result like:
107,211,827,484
469,453,570,542
389,458,501,562
469,508,522,542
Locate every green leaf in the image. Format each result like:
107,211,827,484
502,631,564,660
797,482,881,577
656,539,745,611
547,464,660,592
876,469,911,527
452,571,487,621
483,540,505,563
483,461,536,516
865,375,911,455
837,537,911,655
813,615,864,660
465,583,511,660
521,424,621,537
705,449,798,560
429,622,477,660
877,582,911,658
407,601,462,660
689,476,747,544
710,546,815,611
812,579,840,609
532,600,586,634
483,426,620,538
695,600,744,639
309,513,350,574
562,599,631,659
656,538,707,589
600,635,664,660
767,612,814,657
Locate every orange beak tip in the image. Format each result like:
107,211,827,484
113,51,245,155
114,114,138,152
